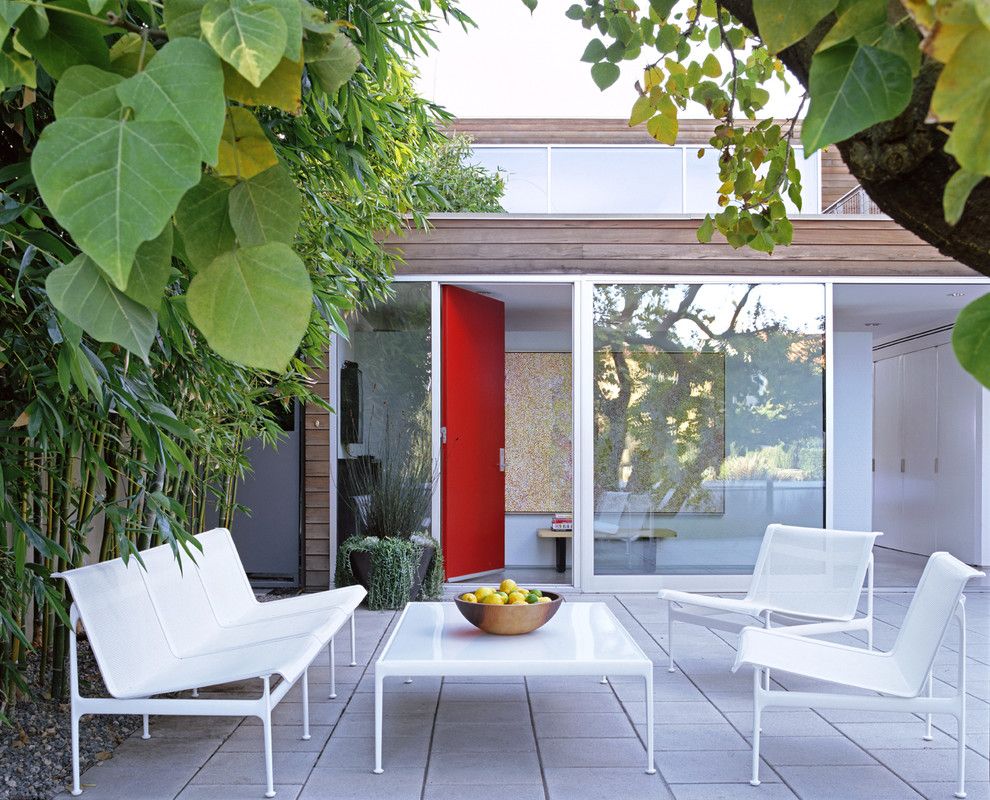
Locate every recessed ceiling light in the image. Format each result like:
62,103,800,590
948,292,965,297
864,322,881,327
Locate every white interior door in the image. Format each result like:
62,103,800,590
900,348,938,556
873,356,903,547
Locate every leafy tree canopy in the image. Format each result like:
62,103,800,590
525,0,990,387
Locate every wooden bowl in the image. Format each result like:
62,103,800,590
454,592,563,635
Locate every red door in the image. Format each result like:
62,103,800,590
441,286,505,579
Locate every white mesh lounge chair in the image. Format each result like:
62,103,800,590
659,524,880,673
192,528,365,695
734,552,984,797
56,545,353,797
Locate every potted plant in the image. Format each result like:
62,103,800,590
335,423,443,610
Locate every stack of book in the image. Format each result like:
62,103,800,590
550,513,573,531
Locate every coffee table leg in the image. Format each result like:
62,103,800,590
645,669,656,774
555,538,566,573
374,671,384,774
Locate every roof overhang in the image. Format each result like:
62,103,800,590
382,214,980,279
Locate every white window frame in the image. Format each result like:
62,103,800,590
329,270,990,593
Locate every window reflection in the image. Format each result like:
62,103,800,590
469,147,548,213
593,284,825,575
550,147,682,213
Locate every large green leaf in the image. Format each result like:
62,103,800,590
754,0,837,53
216,106,278,178
108,32,158,77
116,38,226,165
952,293,990,388
0,38,35,90
123,225,174,311
53,65,123,118
16,0,109,78
801,40,912,152
47,254,158,361
228,164,301,246
591,61,620,90
932,28,990,175
164,0,206,38
174,173,236,270
304,29,359,94
0,0,27,42
943,169,983,225
32,117,202,289
223,57,302,113
261,0,301,60
186,242,312,370
200,0,286,87
817,0,885,51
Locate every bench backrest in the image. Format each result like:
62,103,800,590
192,527,258,625
56,558,177,698
746,524,880,621
891,552,984,696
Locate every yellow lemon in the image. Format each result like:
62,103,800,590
475,587,494,601
508,591,527,603
537,596,551,604
482,593,505,605
509,598,528,605
515,588,529,596
460,593,477,603
499,579,517,593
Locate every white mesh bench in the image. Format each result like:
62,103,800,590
55,529,365,798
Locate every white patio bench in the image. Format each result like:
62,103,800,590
735,551,985,798
56,531,365,798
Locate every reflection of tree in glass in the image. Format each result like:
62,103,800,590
348,284,432,460
593,284,823,515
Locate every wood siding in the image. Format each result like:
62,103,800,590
385,216,974,278
303,357,332,589
821,147,859,209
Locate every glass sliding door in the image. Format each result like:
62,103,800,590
592,283,825,576
335,283,432,544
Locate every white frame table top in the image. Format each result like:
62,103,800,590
373,601,656,774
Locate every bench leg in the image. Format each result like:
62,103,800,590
142,714,150,739
350,613,357,667
667,605,675,673
262,676,276,798
329,637,337,699
301,667,311,741
924,670,934,741
70,711,81,796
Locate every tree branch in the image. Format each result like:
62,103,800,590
719,0,990,277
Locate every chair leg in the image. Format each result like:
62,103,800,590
262,676,276,798
667,606,675,673
956,710,967,799
142,714,150,740
70,711,81,796
329,637,337,699
924,670,934,741
301,667,311,741
750,668,762,786
349,613,357,667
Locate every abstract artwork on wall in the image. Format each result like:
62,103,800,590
504,352,573,513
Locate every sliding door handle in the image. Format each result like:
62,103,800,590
498,448,505,472
900,458,906,473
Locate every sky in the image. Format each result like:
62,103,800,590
414,0,803,120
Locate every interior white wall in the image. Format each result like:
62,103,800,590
832,332,874,531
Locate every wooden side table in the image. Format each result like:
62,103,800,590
537,528,572,573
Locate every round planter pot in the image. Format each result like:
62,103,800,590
349,543,434,604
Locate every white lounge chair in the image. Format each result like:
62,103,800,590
192,528,365,695
56,538,359,798
734,551,984,797
659,524,880,673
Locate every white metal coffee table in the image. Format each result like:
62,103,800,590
374,601,656,774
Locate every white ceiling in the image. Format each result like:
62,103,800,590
832,284,990,340
454,283,572,332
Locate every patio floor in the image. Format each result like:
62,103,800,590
55,590,990,800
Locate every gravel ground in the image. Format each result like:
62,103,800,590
0,638,138,800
